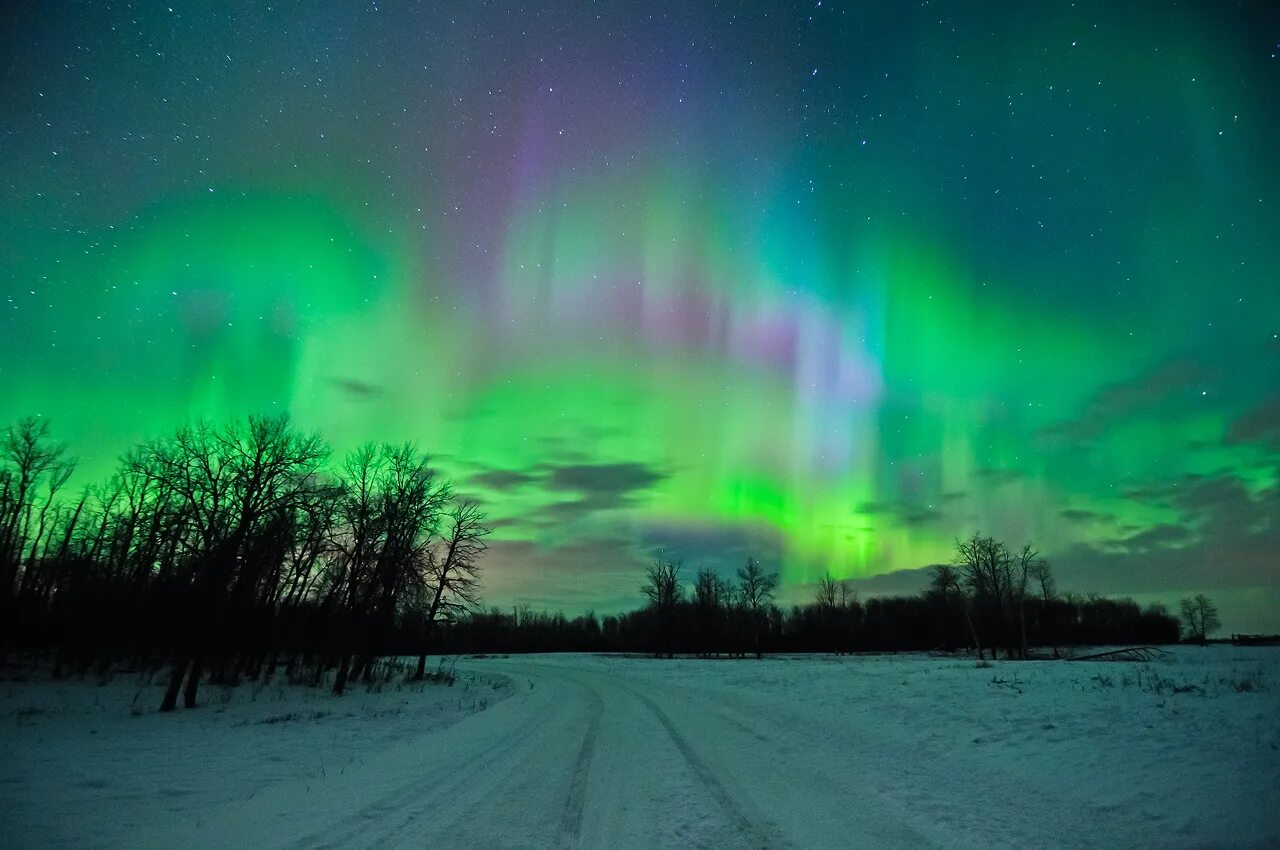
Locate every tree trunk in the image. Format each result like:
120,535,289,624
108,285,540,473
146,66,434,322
1019,600,1028,660
160,656,189,712
183,656,204,708
333,654,351,695
962,605,983,660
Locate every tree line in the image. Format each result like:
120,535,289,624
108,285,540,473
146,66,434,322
433,537,1185,658
3,415,1207,705
0,416,489,710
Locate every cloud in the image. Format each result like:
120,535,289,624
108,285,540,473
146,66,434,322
1053,470,1280,596
1121,473,1269,536
972,468,1024,486
479,535,650,613
1039,358,1210,445
331,377,384,398
520,461,670,522
900,507,944,526
543,461,667,497
1102,523,1193,554
459,459,670,528
1060,508,1114,523
1227,395,1280,451
832,564,937,597
637,520,785,578
467,468,540,491
857,500,947,527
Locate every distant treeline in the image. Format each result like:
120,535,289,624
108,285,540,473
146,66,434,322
2,416,1182,712
433,548,1181,657
0,416,489,710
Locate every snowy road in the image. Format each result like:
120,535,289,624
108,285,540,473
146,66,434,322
8,649,1279,848
279,657,926,850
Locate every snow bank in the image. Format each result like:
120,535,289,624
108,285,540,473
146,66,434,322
0,665,514,849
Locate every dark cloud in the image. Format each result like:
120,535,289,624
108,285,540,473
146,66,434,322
972,468,1024,485
543,461,667,497
1060,508,1113,523
837,564,937,597
523,461,670,521
484,516,528,531
1055,524,1280,598
900,507,944,526
460,459,670,527
857,500,947,528
637,521,785,578
467,468,540,491
331,377,384,398
1123,473,1268,536
1227,395,1280,451
1102,523,1193,554
537,496,623,523
480,535,650,613
1039,358,1210,446
1053,469,1280,597
1122,483,1174,505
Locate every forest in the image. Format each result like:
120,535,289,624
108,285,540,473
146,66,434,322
1,415,1181,712
439,552,1181,659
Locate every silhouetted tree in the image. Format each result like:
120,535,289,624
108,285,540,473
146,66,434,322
927,565,961,650
737,558,779,658
1,418,74,608
1012,544,1046,660
133,415,329,710
413,499,489,679
0,415,1188,691
693,567,727,657
953,534,1045,659
1179,594,1221,644
641,559,682,657
330,442,451,694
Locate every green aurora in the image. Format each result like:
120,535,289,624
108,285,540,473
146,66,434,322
2,2,1278,626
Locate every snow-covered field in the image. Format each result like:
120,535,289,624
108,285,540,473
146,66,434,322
3,647,1277,848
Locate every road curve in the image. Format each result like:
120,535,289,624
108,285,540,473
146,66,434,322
137,655,935,849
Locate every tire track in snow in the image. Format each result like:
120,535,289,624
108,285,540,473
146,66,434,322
347,663,600,850
625,666,937,850
555,687,603,849
621,683,794,850
289,679,545,850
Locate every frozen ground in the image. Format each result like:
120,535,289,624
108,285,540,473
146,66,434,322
3,647,1278,848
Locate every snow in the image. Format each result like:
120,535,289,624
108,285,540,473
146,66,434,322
3,647,1278,848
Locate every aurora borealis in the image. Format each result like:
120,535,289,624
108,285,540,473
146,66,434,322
3,2,1278,627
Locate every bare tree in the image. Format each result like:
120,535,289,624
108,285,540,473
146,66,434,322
413,499,489,680
1,418,72,600
1179,594,1221,644
928,564,962,650
642,559,682,657
137,415,329,710
1012,545,1045,660
330,443,451,693
1030,559,1055,605
1027,558,1058,655
816,573,839,610
952,536,1005,658
693,567,725,657
737,557,779,658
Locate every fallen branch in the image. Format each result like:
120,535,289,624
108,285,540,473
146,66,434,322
1065,646,1173,663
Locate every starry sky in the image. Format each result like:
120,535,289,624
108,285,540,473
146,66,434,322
3,1,1279,629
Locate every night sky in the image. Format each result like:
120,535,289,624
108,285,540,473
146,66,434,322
3,2,1278,628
